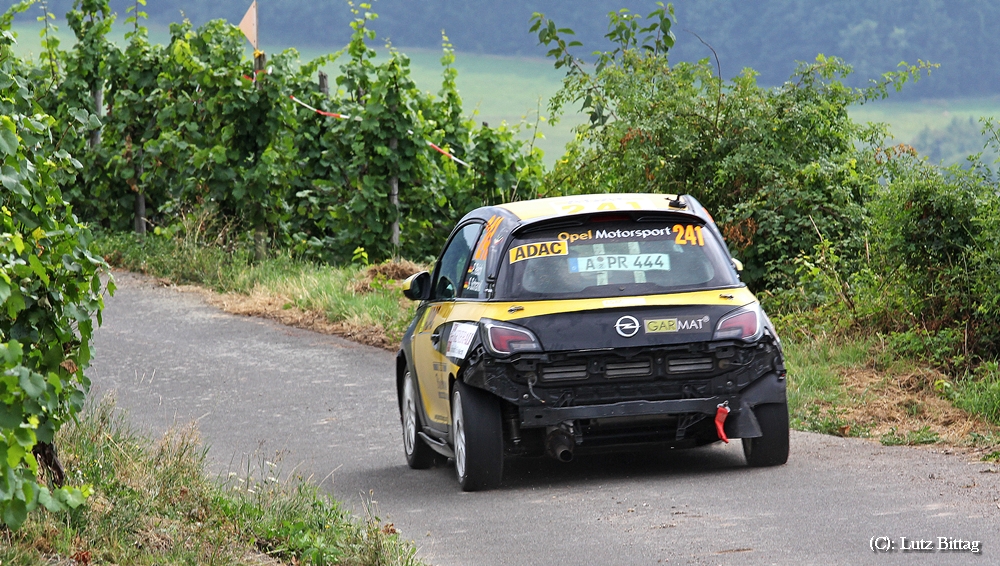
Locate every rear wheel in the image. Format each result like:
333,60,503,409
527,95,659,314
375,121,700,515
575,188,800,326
402,371,436,469
743,403,789,467
452,381,503,491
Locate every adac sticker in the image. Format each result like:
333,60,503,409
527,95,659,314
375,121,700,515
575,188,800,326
508,241,567,264
644,315,711,333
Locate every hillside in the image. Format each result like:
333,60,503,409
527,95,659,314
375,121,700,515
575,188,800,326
5,0,999,98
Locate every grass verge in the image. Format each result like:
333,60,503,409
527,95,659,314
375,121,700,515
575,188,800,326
1,397,421,566
783,331,1000,453
97,232,421,350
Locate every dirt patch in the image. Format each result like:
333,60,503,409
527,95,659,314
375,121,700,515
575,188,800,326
820,366,1000,453
348,260,423,294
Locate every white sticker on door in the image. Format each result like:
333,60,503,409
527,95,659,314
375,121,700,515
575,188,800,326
446,322,479,359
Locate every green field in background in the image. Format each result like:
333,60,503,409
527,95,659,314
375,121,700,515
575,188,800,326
10,21,1000,166
852,97,1000,143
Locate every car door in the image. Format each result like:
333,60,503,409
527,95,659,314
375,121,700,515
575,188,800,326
412,222,485,430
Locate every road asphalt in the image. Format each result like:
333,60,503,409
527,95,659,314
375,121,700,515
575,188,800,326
88,271,999,565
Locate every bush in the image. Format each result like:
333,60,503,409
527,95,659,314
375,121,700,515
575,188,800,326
853,154,1000,361
1,8,110,528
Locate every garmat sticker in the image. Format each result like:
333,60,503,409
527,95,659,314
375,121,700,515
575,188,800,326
644,316,711,333
509,241,568,263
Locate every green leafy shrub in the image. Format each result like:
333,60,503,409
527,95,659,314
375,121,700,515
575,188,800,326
279,11,544,264
854,154,1000,361
878,328,966,374
531,5,932,292
0,4,110,528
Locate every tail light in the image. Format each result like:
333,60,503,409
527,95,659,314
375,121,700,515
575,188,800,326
480,319,543,356
713,304,763,341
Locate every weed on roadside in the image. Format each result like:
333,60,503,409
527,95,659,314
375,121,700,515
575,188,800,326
880,426,941,446
981,450,1000,462
791,404,868,437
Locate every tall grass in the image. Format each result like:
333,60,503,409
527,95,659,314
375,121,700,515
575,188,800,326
0,397,422,565
781,334,871,433
955,364,1000,425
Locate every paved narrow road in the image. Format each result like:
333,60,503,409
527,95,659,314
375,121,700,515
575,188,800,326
89,272,998,565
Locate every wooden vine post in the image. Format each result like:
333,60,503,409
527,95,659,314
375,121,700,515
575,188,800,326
318,71,329,96
240,1,268,261
390,135,399,249
253,49,268,262
134,146,146,235
89,82,103,149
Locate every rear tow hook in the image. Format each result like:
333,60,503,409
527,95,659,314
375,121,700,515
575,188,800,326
715,401,731,443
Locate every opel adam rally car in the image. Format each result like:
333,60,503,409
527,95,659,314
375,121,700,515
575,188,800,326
397,194,788,491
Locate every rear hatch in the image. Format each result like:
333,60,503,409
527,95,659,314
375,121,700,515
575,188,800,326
494,213,747,352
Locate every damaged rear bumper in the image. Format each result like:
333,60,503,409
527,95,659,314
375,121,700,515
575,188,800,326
518,372,786,439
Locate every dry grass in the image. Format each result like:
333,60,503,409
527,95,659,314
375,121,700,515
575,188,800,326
351,260,423,289
838,367,995,444
173,259,426,351
200,287,399,350
793,359,1000,454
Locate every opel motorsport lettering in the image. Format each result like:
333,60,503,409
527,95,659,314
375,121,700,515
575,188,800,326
397,193,788,491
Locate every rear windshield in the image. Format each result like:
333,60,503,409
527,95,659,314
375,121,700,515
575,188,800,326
496,219,739,300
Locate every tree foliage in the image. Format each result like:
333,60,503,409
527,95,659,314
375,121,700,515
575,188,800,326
851,142,1000,364
532,5,933,291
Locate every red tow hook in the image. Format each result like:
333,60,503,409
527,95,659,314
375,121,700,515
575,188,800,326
715,401,731,443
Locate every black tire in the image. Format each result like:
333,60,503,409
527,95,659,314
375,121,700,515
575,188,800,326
451,380,504,491
743,403,789,467
401,371,437,469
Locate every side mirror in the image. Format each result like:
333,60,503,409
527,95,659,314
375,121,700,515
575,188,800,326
402,271,431,301
731,258,744,272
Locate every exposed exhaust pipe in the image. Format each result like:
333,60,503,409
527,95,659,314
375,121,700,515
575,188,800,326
546,428,575,463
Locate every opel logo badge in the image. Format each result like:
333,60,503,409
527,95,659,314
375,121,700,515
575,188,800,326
615,315,640,338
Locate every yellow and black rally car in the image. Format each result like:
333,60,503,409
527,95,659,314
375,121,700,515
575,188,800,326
397,194,787,491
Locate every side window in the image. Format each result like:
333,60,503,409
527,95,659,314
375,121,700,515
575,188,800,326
460,215,502,299
433,223,482,300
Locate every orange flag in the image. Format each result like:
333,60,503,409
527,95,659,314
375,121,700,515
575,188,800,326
239,1,258,49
